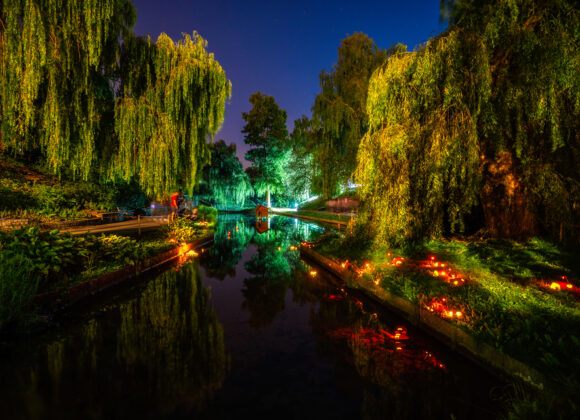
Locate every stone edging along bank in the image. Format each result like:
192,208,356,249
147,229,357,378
33,235,215,313
300,245,549,391
272,211,349,226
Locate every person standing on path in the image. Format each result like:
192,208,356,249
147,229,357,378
170,190,181,221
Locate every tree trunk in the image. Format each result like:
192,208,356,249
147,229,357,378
480,151,537,238
267,185,271,208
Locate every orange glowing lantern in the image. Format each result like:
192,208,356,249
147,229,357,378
309,270,318,277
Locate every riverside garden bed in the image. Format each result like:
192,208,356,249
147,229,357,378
0,207,218,331
300,235,580,410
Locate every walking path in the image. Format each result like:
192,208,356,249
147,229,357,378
63,216,169,236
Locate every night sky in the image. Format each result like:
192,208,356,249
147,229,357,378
132,0,446,165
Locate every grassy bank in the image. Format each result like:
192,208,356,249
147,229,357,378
312,233,580,414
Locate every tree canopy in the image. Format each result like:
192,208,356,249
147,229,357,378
242,91,289,207
113,32,231,196
197,140,253,209
0,0,136,178
0,1,231,198
311,33,388,198
355,0,580,246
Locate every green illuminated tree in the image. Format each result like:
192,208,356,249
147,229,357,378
286,116,314,203
242,91,289,207
197,140,253,210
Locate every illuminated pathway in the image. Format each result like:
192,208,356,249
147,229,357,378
62,216,169,236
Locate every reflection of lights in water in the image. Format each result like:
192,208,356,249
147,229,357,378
328,326,445,374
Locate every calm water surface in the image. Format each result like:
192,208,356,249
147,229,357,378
0,215,506,419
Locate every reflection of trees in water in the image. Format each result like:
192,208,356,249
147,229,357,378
202,215,255,279
115,263,228,413
240,216,325,328
0,263,228,419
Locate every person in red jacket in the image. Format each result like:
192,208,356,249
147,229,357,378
170,190,181,221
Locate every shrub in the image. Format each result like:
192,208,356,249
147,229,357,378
197,205,218,226
165,218,203,243
0,227,91,287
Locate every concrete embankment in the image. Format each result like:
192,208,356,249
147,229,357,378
300,245,549,391
34,235,214,312
272,211,350,227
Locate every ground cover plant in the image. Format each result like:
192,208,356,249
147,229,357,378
312,233,580,414
0,157,117,220
0,212,217,332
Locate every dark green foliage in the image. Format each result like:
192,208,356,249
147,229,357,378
0,252,38,331
0,227,92,286
286,116,314,203
197,140,253,209
311,33,388,197
197,205,218,226
0,158,134,219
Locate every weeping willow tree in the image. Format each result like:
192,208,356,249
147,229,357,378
1,2,231,198
356,0,580,246
0,0,136,178
113,32,231,197
310,33,388,198
356,31,487,245
197,139,254,209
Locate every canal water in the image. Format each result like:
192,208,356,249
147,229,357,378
0,215,506,419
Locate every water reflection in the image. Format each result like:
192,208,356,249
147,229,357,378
1,264,227,419
0,215,503,419
202,215,255,279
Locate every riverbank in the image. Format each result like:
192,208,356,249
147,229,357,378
34,233,214,313
300,235,580,416
272,210,353,226
0,212,218,332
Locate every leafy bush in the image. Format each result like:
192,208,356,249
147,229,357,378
197,205,218,226
0,252,39,331
164,218,205,243
92,234,148,266
0,227,91,286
